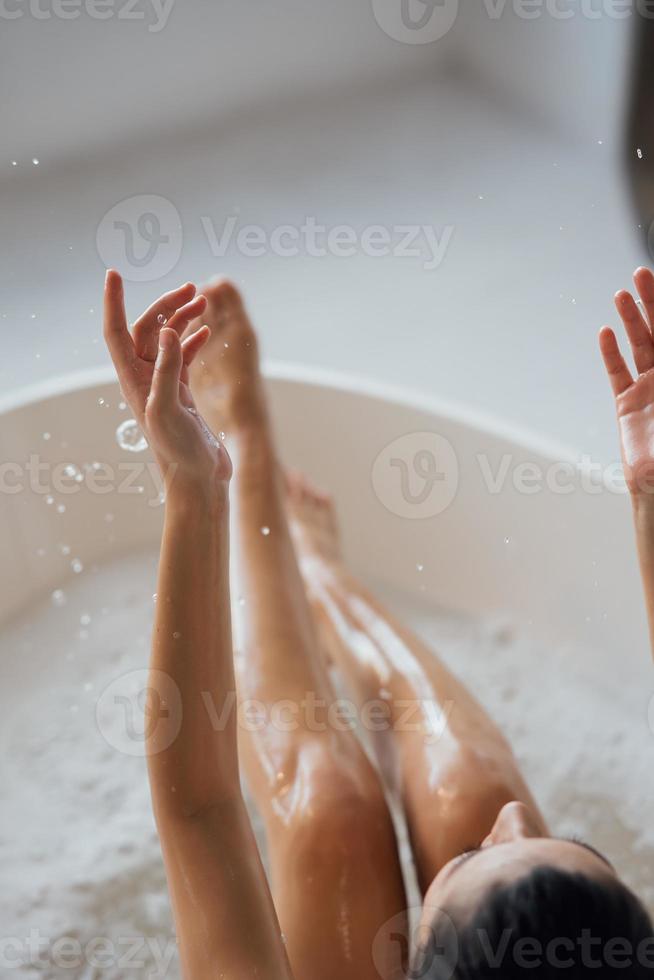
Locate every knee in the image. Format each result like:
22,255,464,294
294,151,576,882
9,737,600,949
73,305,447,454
284,742,393,860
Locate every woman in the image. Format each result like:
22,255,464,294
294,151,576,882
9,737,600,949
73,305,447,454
103,267,654,979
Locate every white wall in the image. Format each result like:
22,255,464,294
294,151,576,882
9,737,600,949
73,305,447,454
453,0,635,143
1,0,454,168
1,0,636,169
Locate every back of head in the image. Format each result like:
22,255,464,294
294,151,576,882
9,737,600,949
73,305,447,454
414,866,654,978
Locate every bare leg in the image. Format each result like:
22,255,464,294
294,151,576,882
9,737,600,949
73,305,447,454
188,281,407,980
286,472,546,894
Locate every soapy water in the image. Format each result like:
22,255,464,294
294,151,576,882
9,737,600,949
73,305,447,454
116,419,148,454
1,550,654,978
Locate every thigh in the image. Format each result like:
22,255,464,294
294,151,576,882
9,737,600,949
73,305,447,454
265,741,408,980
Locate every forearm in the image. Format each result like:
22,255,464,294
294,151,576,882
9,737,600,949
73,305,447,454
632,494,654,661
147,476,238,820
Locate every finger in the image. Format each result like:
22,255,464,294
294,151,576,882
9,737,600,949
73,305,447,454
103,270,135,373
614,289,654,374
633,267,654,333
181,324,211,366
165,294,208,339
599,326,633,397
133,282,197,359
150,328,182,410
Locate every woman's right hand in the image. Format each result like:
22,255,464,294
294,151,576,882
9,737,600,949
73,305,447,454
103,270,232,488
599,267,654,496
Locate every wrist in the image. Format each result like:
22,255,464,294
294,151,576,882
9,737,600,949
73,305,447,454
631,491,654,537
164,473,229,520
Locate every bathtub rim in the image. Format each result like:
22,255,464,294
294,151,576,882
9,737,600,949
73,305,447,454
0,362,593,473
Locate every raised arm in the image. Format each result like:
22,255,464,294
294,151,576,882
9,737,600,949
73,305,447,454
103,271,293,980
599,266,654,660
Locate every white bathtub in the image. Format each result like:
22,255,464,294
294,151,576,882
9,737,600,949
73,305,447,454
0,365,649,656
1,368,653,973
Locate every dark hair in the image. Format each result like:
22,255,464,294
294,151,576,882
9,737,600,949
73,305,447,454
413,867,654,978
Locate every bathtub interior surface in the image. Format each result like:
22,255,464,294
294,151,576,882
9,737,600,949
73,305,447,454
2,549,653,976
1,372,654,973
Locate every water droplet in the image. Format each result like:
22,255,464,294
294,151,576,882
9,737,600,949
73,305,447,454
260,526,270,536
64,463,83,482
157,313,167,326
59,543,71,556
416,563,424,572
42,432,51,441
80,613,91,626
219,431,226,440
116,418,148,452
637,147,644,160
503,536,511,545
71,558,83,574
57,503,66,514
45,495,54,506
11,161,17,167
152,593,158,602
51,589,66,607
32,158,39,166
118,401,127,411
173,631,181,639
98,398,105,406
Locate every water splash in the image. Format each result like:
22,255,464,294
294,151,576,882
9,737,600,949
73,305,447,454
116,419,147,453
